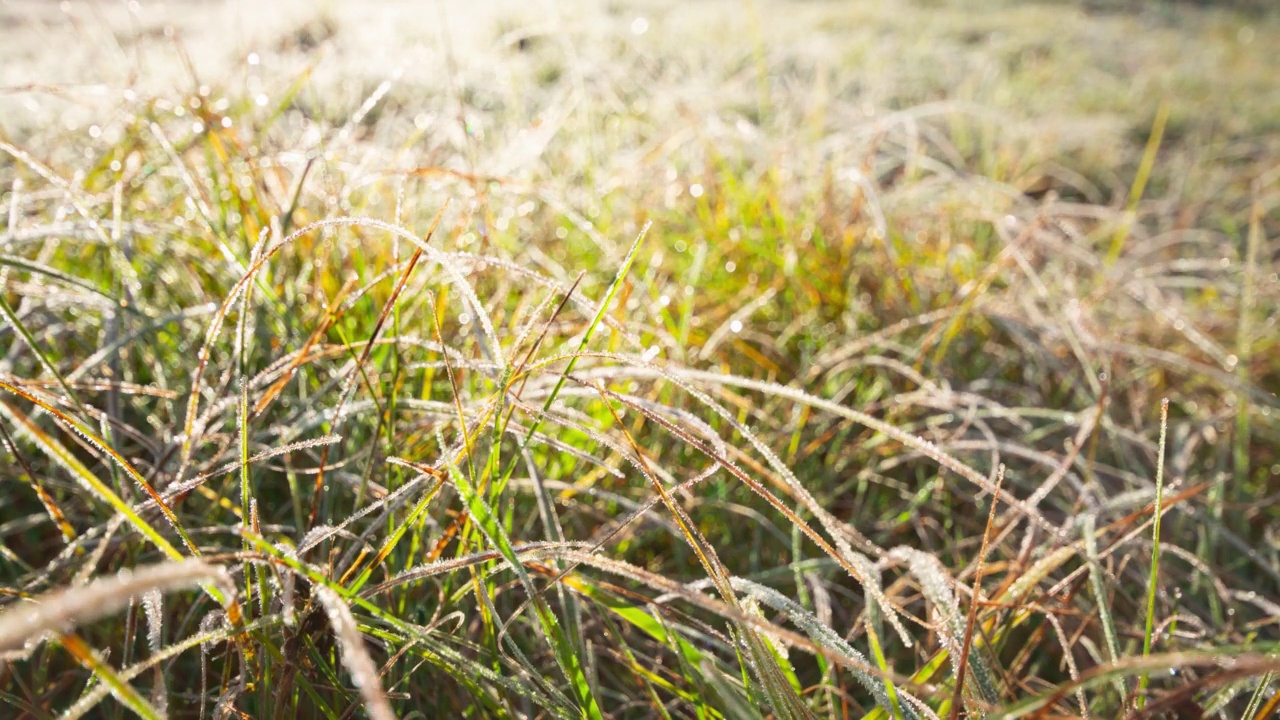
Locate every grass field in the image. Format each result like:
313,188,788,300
0,0,1277,718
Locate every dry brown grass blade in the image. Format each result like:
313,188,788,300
952,464,1004,719
424,508,467,564
0,420,77,543
503,272,585,415
1013,653,1280,720
252,274,358,417
3,377,177,400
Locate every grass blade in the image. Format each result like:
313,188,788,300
1137,398,1170,709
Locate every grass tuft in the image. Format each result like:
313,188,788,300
0,0,1276,717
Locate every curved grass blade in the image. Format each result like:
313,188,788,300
0,381,199,558
59,632,164,720
0,421,76,543
0,393,184,562
0,559,232,654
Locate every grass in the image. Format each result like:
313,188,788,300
0,0,1277,717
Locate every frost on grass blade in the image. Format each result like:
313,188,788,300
314,585,397,720
732,577,926,720
0,559,232,657
140,589,168,716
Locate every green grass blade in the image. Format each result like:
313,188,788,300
442,448,604,718
1137,398,1170,709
